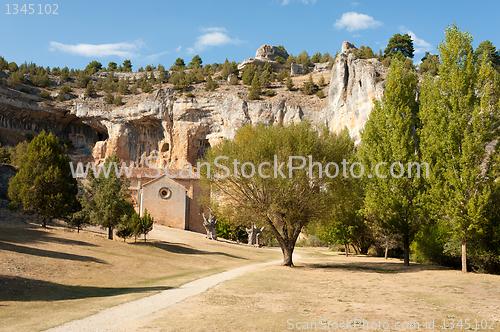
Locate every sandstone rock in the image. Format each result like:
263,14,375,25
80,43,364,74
291,63,306,76
255,45,289,61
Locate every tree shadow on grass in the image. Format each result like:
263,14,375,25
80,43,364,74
302,260,449,274
0,275,170,302
131,241,248,260
0,226,98,247
0,241,106,264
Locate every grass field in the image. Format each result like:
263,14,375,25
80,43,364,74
0,209,281,332
2,208,500,332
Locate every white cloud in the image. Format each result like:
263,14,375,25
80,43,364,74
351,2,360,7
282,0,316,5
406,30,432,55
49,41,144,58
176,46,182,53
352,34,361,38
186,28,242,54
334,12,382,32
145,50,170,62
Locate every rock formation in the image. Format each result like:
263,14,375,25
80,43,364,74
324,45,386,143
0,41,385,166
254,45,289,61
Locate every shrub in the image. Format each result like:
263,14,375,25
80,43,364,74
85,81,95,97
8,62,18,72
277,69,289,83
286,76,294,91
205,76,219,92
264,90,276,97
300,74,318,95
7,71,25,84
316,90,325,99
186,92,195,98
113,95,123,106
57,93,66,102
37,91,51,99
60,85,72,93
274,56,286,64
105,92,114,104
75,72,90,88
20,86,30,94
31,73,51,88
318,75,326,87
229,75,239,85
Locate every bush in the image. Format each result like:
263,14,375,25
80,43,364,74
8,62,18,72
186,92,195,98
205,76,219,92
113,95,123,106
7,71,25,84
20,87,30,94
300,74,318,95
286,76,294,91
37,91,51,99
57,93,66,102
105,92,114,104
274,56,286,64
229,75,239,85
264,90,276,97
75,72,90,88
316,90,325,98
31,73,51,88
60,85,72,94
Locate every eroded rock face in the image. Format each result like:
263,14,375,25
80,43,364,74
325,48,386,143
255,45,289,61
73,88,304,167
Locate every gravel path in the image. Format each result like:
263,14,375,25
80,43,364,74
44,258,284,332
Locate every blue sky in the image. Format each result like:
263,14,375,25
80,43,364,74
1,0,498,70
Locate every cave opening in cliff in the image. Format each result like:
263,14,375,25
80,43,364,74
197,139,210,160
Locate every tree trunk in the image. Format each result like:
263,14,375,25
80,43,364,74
108,227,113,240
385,244,388,259
403,233,410,266
144,234,146,243
282,245,294,266
42,217,47,228
345,244,349,257
462,237,467,273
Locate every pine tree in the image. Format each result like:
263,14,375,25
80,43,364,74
286,76,294,91
358,59,424,266
78,155,134,239
419,24,500,273
8,131,78,227
136,210,154,242
85,81,95,97
118,78,128,95
248,75,261,100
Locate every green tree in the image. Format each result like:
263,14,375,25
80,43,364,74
320,52,332,63
31,72,51,88
189,55,203,69
85,61,102,74
108,62,118,71
0,56,8,70
105,92,114,104
201,122,353,266
172,58,186,70
205,76,219,92
78,155,134,239
9,62,19,72
60,67,70,81
358,59,424,266
419,24,500,273
75,72,90,88
8,131,78,227
286,76,294,91
418,52,440,76
113,95,123,106
7,71,25,85
248,75,261,100
475,40,500,68
300,74,318,95
241,64,257,85
136,210,154,242
296,50,310,65
122,59,132,72
384,33,415,59
85,81,95,97
118,78,129,95
310,52,322,63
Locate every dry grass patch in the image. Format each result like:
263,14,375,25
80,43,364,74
136,249,500,332
0,209,281,332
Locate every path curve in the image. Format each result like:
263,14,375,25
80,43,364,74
44,258,288,332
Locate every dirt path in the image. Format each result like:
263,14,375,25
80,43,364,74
44,257,285,332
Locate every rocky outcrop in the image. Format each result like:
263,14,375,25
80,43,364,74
324,46,386,143
237,58,284,72
255,45,289,61
72,88,304,167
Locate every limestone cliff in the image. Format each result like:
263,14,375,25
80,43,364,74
325,42,386,143
0,41,385,165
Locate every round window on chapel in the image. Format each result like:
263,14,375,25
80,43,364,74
159,187,172,199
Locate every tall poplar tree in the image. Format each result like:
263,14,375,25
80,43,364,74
419,24,500,273
358,59,425,266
